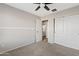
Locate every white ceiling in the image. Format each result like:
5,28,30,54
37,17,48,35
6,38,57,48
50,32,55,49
6,3,79,17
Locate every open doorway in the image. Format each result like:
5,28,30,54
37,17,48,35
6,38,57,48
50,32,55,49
42,20,48,42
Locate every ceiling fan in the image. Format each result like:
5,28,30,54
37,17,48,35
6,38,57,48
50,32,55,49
34,3,53,11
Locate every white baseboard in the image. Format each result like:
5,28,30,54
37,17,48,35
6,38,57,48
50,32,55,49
0,41,34,54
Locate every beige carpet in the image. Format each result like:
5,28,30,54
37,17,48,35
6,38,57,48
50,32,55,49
0,41,79,56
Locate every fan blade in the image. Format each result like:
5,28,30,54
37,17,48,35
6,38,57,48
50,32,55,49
44,5,50,11
35,6,40,11
52,8,57,12
34,3,41,4
43,3,53,5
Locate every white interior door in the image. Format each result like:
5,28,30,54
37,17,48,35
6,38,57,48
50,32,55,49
36,19,42,42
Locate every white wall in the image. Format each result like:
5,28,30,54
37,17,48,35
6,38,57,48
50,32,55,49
0,4,40,53
44,5,79,50
55,15,79,50
54,5,79,50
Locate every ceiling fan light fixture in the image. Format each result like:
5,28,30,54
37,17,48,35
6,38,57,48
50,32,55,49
34,3,52,11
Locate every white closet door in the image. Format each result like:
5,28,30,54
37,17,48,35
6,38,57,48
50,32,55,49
55,15,79,50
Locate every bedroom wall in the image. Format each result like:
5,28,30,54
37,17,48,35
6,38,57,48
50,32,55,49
54,5,79,50
55,15,79,50
0,4,40,53
44,5,79,50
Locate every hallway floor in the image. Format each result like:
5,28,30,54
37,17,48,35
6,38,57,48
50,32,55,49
1,41,79,56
